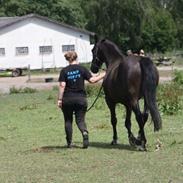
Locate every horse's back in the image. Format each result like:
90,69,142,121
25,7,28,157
103,56,142,103
124,56,142,99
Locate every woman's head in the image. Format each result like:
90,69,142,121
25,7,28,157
64,51,78,62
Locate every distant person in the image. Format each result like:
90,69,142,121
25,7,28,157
139,49,145,57
127,49,133,56
57,51,106,148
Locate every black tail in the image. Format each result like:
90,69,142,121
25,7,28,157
140,57,162,131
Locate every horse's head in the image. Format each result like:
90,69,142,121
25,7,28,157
90,40,105,73
90,39,123,73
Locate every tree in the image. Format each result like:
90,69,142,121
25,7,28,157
0,0,28,16
83,0,146,51
167,0,183,48
0,0,87,28
0,0,181,51
142,6,177,52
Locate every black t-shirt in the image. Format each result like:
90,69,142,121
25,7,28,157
58,64,92,97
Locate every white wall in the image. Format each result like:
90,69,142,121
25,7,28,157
0,17,92,70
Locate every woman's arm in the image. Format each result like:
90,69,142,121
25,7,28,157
88,72,106,83
57,81,66,108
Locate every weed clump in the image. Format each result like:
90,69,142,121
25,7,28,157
10,87,37,94
157,83,183,115
173,70,183,84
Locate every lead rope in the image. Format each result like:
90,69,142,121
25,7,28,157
86,84,103,112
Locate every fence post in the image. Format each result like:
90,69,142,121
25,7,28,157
27,64,31,82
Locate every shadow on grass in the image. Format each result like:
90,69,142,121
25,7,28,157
89,142,138,151
23,142,140,154
26,145,81,153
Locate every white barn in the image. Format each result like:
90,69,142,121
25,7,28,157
0,14,94,72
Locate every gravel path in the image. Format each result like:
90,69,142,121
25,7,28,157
0,66,182,94
0,74,59,94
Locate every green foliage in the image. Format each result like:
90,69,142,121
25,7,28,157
173,70,183,84
83,0,145,51
0,0,87,27
86,83,103,97
0,0,183,51
167,0,183,48
142,9,177,53
157,83,183,115
19,103,38,111
10,86,37,94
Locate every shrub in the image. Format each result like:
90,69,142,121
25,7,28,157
22,87,37,93
157,83,183,115
9,87,22,94
19,103,38,111
173,70,183,85
9,87,37,94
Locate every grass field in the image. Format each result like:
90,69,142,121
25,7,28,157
0,89,183,183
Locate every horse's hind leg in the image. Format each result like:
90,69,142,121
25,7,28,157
137,99,149,141
132,103,147,151
106,99,118,145
125,106,137,146
142,99,149,124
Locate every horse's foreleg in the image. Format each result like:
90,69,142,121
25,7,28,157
132,103,147,151
106,99,118,145
125,106,137,146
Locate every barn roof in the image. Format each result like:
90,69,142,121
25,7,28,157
0,14,95,36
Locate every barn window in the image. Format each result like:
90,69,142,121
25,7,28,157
0,48,5,56
62,45,75,52
16,47,29,55
39,46,52,54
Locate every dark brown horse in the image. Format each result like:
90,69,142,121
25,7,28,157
90,39,162,150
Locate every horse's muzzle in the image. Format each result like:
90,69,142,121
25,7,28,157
90,64,99,73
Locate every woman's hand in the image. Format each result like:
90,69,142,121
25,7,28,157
57,99,62,108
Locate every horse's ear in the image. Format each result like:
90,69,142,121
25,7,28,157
100,36,107,42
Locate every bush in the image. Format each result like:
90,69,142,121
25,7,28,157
10,87,37,94
173,70,183,84
157,83,183,115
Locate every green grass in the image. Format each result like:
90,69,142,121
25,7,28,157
0,71,12,77
0,90,183,183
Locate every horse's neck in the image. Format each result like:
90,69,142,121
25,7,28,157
103,43,125,70
106,56,124,70
105,58,123,78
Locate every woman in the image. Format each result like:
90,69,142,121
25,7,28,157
58,51,105,148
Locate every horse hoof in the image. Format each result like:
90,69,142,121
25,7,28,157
129,135,137,147
136,145,147,151
111,140,117,145
129,139,136,147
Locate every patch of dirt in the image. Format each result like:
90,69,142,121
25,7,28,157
0,66,183,94
0,74,59,94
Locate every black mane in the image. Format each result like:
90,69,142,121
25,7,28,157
100,39,124,58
